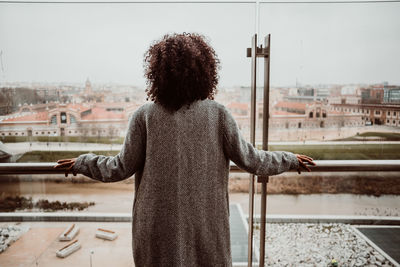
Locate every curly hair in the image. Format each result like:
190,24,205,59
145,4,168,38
144,33,220,112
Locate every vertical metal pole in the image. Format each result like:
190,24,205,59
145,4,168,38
259,34,271,267
248,33,257,267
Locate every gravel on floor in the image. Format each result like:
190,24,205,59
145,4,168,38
0,224,29,254
254,223,395,266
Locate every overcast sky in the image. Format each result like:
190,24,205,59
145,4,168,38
0,1,399,87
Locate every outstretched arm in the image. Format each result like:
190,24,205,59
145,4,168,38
55,108,146,182
222,106,313,176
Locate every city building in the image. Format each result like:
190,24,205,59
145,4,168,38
331,103,400,127
0,102,141,138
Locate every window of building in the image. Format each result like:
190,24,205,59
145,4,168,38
41,132,44,134
50,115,57,125
394,112,397,116
60,112,67,124
15,133,18,135
298,122,301,128
375,110,380,115
70,115,77,124
388,111,391,116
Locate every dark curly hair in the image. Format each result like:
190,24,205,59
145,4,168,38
144,33,220,112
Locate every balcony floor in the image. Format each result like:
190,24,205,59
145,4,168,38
0,222,134,267
0,204,253,267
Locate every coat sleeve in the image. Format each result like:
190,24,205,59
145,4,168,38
221,105,298,176
71,108,146,182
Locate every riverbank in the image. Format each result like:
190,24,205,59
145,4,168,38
2,170,400,196
1,181,399,216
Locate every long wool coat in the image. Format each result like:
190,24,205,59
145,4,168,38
72,99,299,267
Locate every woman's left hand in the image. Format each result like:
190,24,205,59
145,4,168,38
295,154,316,174
54,158,77,177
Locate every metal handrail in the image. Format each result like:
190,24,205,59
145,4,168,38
1,160,400,175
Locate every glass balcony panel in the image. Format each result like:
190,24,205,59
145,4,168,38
255,2,400,265
0,2,257,265
0,1,399,266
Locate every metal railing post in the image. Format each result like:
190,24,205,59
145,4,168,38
257,33,271,267
247,33,258,267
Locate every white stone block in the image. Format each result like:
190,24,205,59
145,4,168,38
59,224,79,241
95,228,117,241
56,240,81,258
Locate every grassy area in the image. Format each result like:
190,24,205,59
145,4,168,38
17,143,400,162
17,151,118,162
1,135,124,144
229,173,400,195
335,132,400,141
267,144,400,160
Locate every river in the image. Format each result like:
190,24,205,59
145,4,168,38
1,181,399,217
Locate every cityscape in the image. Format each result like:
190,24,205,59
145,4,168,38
1,1,400,266
1,79,399,142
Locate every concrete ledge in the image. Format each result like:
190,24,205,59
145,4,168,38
1,212,400,225
250,214,400,225
0,212,132,222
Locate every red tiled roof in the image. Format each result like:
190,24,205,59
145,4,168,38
271,111,301,116
2,112,48,122
274,101,307,110
227,102,249,111
95,102,130,108
81,107,125,120
66,103,90,111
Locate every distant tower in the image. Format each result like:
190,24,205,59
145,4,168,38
85,78,92,94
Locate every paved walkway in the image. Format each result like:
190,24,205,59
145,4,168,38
0,204,251,267
0,222,134,267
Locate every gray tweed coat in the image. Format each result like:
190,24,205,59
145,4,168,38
72,99,299,267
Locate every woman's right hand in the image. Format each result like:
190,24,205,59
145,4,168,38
295,154,316,174
54,158,77,177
